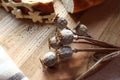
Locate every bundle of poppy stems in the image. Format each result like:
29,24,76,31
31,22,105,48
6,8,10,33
40,16,120,68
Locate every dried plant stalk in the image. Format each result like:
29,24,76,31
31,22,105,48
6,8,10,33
76,51,120,80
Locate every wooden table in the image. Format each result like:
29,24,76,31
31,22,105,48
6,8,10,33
0,0,120,80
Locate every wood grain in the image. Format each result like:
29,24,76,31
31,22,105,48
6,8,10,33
0,0,120,80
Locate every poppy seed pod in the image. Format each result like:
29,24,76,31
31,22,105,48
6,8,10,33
57,46,73,61
58,28,74,44
75,24,88,36
49,36,59,49
54,17,68,29
42,52,57,67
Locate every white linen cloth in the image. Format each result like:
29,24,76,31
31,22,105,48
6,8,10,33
0,46,29,80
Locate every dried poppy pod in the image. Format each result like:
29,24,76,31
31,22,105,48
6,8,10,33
57,46,120,61
1,0,56,23
57,28,74,44
61,0,104,13
49,36,58,49
57,46,73,61
41,48,120,67
49,36,63,49
54,16,68,29
56,28,93,45
41,51,57,67
75,23,88,36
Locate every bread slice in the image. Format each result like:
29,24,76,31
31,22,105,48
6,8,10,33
61,0,104,13
1,0,56,23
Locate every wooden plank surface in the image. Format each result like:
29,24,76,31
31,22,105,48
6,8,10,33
0,0,120,80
